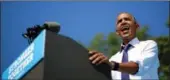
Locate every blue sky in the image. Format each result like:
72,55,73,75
1,1,169,73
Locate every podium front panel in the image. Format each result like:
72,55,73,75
2,30,112,80
44,31,111,80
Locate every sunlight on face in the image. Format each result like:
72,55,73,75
116,13,138,40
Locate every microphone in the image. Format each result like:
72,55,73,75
42,22,60,33
22,22,60,44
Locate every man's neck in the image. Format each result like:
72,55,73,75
122,36,135,45
122,39,130,46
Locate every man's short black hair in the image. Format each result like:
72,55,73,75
118,12,137,24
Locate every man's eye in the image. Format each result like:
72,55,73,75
124,18,130,21
117,20,122,24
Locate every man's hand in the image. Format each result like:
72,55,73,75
88,50,110,65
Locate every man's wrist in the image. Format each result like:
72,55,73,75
110,61,119,70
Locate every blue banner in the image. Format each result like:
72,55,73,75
2,30,46,80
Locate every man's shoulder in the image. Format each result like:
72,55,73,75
138,39,158,50
139,40,157,46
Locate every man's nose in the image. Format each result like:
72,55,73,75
120,20,127,26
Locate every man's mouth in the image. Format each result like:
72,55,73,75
121,25,130,33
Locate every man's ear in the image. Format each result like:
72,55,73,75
135,22,139,30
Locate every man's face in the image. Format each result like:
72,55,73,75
116,13,138,40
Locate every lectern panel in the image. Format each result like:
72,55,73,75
44,31,111,80
2,30,111,80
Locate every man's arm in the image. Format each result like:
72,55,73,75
113,61,139,74
130,40,159,76
89,51,138,74
89,40,159,75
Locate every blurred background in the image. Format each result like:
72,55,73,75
1,1,169,79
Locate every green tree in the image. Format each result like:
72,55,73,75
136,26,150,40
107,32,121,57
156,36,170,80
87,33,110,56
157,16,170,80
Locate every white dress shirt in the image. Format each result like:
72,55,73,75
109,37,160,80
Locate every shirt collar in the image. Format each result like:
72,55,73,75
128,37,140,47
120,37,140,52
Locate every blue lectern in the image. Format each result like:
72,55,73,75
2,30,112,80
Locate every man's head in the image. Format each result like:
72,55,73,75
116,12,139,41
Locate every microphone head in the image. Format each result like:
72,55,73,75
43,22,60,33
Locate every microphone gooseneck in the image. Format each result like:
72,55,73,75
22,22,60,44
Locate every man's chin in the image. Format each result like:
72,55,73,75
121,35,130,40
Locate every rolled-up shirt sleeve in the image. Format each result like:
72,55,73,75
131,40,159,76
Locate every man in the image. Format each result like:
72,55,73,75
89,12,159,79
